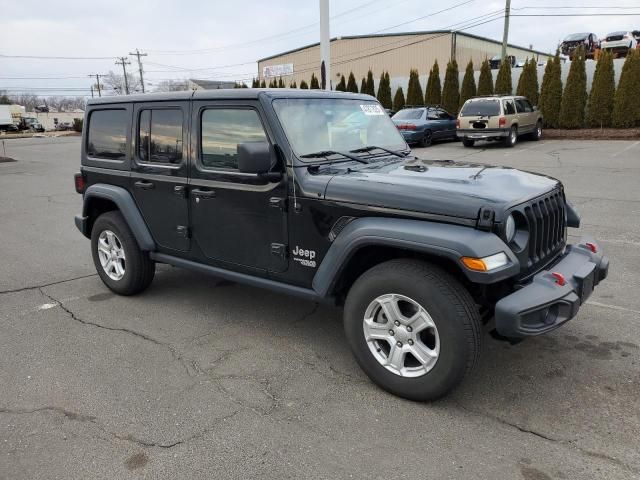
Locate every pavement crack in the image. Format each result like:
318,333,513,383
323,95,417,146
0,273,97,295
291,302,319,325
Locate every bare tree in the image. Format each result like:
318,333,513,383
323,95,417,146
153,79,190,92
102,70,142,95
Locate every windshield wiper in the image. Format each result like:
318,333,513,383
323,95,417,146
349,145,408,158
300,150,369,164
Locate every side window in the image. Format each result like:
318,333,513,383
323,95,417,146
522,99,533,112
200,109,267,170
138,108,183,164
87,109,127,160
437,109,452,120
503,100,516,115
515,99,527,113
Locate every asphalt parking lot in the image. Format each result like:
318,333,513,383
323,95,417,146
1,136,639,479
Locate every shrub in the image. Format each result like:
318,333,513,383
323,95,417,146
299,80,309,89
586,50,615,128
516,58,539,106
277,77,285,88
336,75,346,92
477,58,493,96
251,78,259,88
360,77,367,94
73,118,83,133
346,72,359,93
539,52,562,128
310,73,320,89
365,70,376,96
459,60,476,110
494,58,512,95
377,71,392,109
441,60,460,115
406,69,424,106
393,87,406,111
559,46,587,129
259,79,266,88
612,49,640,128
424,61,441,105
289,81,297,89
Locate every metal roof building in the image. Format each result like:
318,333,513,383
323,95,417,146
257,30,552,89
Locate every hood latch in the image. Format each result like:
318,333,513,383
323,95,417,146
477,207,495,231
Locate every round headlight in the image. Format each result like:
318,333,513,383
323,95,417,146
505,214,516,243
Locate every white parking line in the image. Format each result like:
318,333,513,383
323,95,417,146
587,301,640,316
611,141,639,158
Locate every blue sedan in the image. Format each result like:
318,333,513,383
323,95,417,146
392,107,458,147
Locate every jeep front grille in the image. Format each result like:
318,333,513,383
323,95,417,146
513,189,567,275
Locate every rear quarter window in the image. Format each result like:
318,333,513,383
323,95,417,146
87,109,128,160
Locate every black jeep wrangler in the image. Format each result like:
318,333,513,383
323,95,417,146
74,89,609,401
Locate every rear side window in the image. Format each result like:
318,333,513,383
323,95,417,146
503,100,516,115
392,109,424,120
460,100,501,117
200,109,267,170
87,109,127,159
138,109,183,164
515,99,533,113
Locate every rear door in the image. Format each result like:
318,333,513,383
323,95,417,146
515,98,535,133
435,108,457,138
130,101,190,252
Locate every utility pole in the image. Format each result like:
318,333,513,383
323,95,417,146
501,0,511,61
89,74,102,97
115,57,131,95
319,0,331,90
90,86,94,98
129,49,148,93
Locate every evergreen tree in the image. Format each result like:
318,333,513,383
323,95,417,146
393,86,406,111
365,70,375,96
539,52,562,128
336,75,347,92
377,71,392,109
406,69,424,106
260,79,266,88
277,77,285,88
494,58,512,95
290,81,297,89
516,59,539,105
299,80,309,89
477,58,493,96
586,50,615,128
424,60,441,105
251,78,259,88
346,72,359,93
441,60,460,115
559,46,587,128
268,78,277,88
459,60,476,110
360,77,367,94
310,73,320,89
612,49,640,128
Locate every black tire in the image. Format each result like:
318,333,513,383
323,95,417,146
462,137,475,148
530,120,542,141
504,126,517,148
91,211,155,295
343,259,481,401
419,130,432,148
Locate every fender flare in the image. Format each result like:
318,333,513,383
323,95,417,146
312,217,520,297
79,184,155,251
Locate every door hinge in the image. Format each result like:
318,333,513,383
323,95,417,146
270,243,287,258
269,196,287,211
176,225,190,238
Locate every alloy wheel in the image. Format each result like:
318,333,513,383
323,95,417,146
97,230,126,281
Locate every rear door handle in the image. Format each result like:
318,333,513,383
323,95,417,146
134,180,155,190
191,188,216,199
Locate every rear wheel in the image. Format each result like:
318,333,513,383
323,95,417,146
504,126,518,148
343,259,482,401
419,130,432,148
91,211,155,295
462,138,475,148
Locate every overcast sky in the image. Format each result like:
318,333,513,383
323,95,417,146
1,0,639,97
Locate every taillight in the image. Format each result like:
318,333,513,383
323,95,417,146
456,119,460,128
498,117,507,127
404,124,417,131
74,172,87,194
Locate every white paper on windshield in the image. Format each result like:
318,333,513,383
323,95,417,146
360,104,385,115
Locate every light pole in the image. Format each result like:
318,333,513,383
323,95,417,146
319,0,331,90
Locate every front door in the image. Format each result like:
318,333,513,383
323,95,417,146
189,100,287,273
130,101,190,252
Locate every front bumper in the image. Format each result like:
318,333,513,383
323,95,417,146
495,237,609,338
457,128,509,140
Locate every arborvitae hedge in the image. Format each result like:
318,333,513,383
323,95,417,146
360,77,367,94
424,60,441,105
494,59,512,95
251,78,259,88
310,73,320,89
477,58,493,95
268,79,277,88
516,58,539,105
612,49,640,127
377,71,392,109
587,50,615,127
299,80,309,89
559,46,587,129
336,75,346,92
393,87,406,111
346,72,359,93
441,60,460,115
260,79,266,88
290,81,297,89
406,69,424,106
539,52,562,128
365,70,375,96
277,77,285,88
459,60,476,109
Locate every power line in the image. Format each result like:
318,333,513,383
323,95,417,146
0,54,115,60
372,0,475,34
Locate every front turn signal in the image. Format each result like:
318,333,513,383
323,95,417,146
461,252,509,272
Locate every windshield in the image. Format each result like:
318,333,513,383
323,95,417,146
460,99,501,117
564,33,589,41
272,98,406,158
392,108,424,120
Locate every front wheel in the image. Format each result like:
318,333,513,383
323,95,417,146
343,259,482,401
504,126,518,148
91,211,155,295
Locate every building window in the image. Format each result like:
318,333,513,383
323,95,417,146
200,109,267,170
87,109,127,160
138,109,183,164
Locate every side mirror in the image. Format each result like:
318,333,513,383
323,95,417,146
237,141,273,174
532,105,538,111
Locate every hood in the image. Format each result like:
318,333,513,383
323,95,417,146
322,158,560,221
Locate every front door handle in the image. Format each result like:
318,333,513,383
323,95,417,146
134,180,155,190
191,188,216,199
